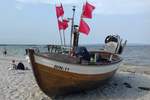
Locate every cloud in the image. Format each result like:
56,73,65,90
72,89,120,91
92,0,150,15
15,0,150,14
16,0,81,5
15,1,24,11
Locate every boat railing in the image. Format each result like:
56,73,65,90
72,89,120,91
47,45,69,54
43,45,122,65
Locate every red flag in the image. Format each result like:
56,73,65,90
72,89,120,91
82,2,95,19
58,19,64,30
56,4,64,18
58,19,69,30
62,19,69,30
79,19,90,35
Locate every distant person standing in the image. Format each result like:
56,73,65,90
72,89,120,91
3,48,7,56
25,49,28,55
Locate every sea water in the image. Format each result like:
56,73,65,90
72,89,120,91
0,45,47,57
122,45,150,66
0,44,150,66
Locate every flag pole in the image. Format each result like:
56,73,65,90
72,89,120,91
63,30,66,46
55,3,63,45
57,18,63,45
61,16,66,46
58,0,66,46
58,27,63,45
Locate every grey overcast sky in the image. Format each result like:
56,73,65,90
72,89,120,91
0,0,150,45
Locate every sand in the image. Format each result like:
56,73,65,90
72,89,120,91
0,56,150,100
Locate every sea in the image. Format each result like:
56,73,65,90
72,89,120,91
0,44,150,67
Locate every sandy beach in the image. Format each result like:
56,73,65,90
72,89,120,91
0,55,150,100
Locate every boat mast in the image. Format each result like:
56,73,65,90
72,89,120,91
70,6,76,50
72,25,79,53
69,6,80,56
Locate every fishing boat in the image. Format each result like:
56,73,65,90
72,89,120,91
28,2,127,96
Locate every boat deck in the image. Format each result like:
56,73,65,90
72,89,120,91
35,51,122,66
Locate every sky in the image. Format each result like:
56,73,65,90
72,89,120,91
0,0,150,45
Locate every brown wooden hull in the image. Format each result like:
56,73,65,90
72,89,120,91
34,62,116,96
28,49,121,96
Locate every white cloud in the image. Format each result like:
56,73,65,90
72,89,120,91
15,1,24,11
91,0,150,15
16,0,81,4
15,0,150,14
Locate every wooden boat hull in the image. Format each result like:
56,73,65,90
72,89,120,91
28,49,122,96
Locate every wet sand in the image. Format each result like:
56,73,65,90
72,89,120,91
0,56,150,100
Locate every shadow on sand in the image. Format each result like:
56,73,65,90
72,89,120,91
50,72,150,100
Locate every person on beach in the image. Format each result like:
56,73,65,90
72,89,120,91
17,62,25,70
3,48,7,56
12,60,17,69
10,60,29,70
25,56,30,63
